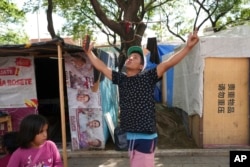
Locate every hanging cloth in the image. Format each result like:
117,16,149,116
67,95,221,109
146,37,160,64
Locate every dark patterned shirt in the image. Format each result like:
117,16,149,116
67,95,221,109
112,68,161,133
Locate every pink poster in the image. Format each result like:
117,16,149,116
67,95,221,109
64,52,105,150
69,108,104,150
0,56,37,134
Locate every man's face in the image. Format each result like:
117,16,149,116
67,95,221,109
125,53,143,71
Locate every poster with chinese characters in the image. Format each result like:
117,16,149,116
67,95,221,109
203,58,249,146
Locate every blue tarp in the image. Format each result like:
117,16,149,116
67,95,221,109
145,44,178,102
98,50,119,142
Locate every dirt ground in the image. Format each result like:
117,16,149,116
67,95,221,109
155,103,198,149
104,103,198,150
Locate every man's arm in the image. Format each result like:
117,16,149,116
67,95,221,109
156,29,199,78
83,38,112,80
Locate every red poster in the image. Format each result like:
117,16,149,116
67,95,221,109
0,56,37,134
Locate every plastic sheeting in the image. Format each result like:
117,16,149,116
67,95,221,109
98,49,119,142
164,25,250,117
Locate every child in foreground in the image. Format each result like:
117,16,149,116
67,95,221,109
7,114,63,167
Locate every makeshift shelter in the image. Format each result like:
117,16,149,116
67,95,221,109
163,25,250,148
0,38,119,166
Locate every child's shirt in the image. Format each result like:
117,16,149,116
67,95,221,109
7,140,63,167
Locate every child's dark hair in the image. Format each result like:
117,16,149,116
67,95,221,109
1,131,19,154
18,114,48,148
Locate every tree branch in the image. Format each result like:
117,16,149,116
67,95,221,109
90,0,123,36
165,15,186,42
47,0,56,38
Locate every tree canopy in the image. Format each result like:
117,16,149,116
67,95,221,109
0,0,28,44
24,1,174,48
161,0,250,42
21,0,250,68
23,0,250,44
23,0,175,70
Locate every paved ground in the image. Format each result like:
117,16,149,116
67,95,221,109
65,149,237,167
67,156,228,167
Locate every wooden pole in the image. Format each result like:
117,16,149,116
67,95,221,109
57,43,68,167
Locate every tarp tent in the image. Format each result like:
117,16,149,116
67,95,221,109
163,25,250,147
164,25,250,116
